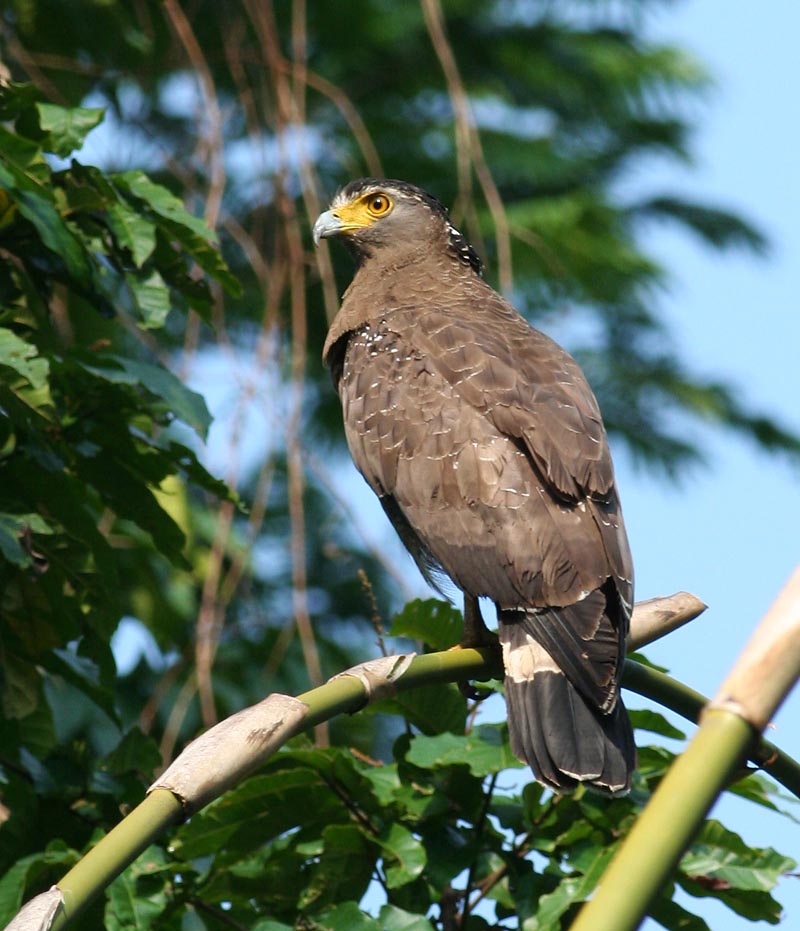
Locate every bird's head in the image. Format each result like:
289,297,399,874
313,178,482,274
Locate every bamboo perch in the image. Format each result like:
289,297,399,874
570,566,800,931
0,589,784,931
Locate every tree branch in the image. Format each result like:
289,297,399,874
15,591,799,931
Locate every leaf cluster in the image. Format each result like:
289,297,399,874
5,601,792,931
0,80,238,876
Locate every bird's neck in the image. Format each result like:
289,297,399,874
323,248,472,365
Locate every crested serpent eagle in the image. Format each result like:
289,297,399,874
313,179,636,794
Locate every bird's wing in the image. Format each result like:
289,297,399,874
374,297,632,605
405,294,615,501
334,309,629,604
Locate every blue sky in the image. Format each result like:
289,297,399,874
617,3,800,926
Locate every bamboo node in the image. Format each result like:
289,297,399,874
329,653,417,702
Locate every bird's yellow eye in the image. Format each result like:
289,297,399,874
365,192,392,217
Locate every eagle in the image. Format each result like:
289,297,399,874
313,178,636,794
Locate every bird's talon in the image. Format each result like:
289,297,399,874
458,680,482,700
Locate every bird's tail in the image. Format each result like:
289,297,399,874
498,615,635,795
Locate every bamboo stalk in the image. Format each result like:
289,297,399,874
8,590,795,931
52,791,182,930
569,711,756,931
570,566,800,931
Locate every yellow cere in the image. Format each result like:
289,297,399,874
333,191,394,229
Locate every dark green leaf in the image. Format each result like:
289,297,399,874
0,512,53,568
0,843,77,928
373,682,466,736
378,904,435,931
74,352,211,438
629,708,686,740
391,598,465,651
127,269,171,329
107,201,157,267
531,846,616,929
105,847,169,931
648,893,712,931
0,160,90,283
407,726,522,777
315,902,381,931
36,103,104,157
377,823,426,889
298,824,375,909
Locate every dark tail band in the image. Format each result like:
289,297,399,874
500,621,635,794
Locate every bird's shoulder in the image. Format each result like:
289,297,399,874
324,265,615,500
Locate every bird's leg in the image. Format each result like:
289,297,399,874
457,595,499,699
460,594,495,648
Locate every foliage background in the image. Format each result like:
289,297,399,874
0,1,798,929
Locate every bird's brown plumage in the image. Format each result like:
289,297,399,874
315,179,636,793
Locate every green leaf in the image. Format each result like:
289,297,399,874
105,847,169,931
407,726,522,777
680,820,796,892
315,902,381,931
648,893,712,931
378,904,436,931
173,767,344,860
373,681,466,736
679,878,786,924
391,598,465,651
107,201,156,267
526,846,616,930
1,654,41,719
377,823,426,888
116,170,214,240
298,824,375,909
156,215,242,296
0,329,50,389
43,648,120,724
127,269,171,329
74,352,211,438
0,81,42,121
629,708,686,740
725,773,800,824
100,727,162,778
0,512,53,568
36,103,104,157
114,170,242,294
0,843,77,928
0,159,90,283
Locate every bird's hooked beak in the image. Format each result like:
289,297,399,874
312,209,346,245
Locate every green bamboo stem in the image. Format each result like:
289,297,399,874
52,790,182,930
569,709,757,931
42,648,496,930
12,597,800,931
623,659,800,798
572,565,800,931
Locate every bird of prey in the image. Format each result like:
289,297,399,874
313,178,636,794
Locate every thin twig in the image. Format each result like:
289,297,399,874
162,0,226,229
253,0,326,742
420,0,513,294
158,672,198,768
358,568,388,657
303,67,384,177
